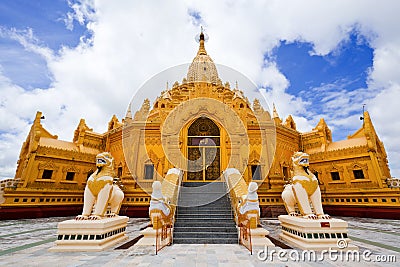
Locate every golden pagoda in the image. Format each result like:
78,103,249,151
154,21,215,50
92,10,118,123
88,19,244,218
1,30,398,220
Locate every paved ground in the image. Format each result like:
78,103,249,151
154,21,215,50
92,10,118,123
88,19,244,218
0,216,399,266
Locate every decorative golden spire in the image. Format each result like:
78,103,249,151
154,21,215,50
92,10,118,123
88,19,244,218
272,103,282,124
272,104,279,118
125,103,132,120
187,27,219,83
197,26,207,55
34,111,43,125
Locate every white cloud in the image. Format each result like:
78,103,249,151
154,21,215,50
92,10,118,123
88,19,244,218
3,27,54,62
64,0,96,31
369,43,400,86
1,0,400,178
367,84,400,177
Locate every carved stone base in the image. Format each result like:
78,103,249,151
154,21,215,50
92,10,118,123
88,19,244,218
250,227,275,247
135,226,174,246
278,215,358,251
49,216,129,252
135,227,157,246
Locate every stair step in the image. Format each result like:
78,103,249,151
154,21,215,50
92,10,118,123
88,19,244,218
174,181,237,244
179,195,229,199
180,188,227,192
178,205,231,209
178,197,229,201
177,212,232,216
178,205,231,208
178,202,230,206
181,182,225,187
176,214,232,217
179,191,227,194
178,201,230,205
174,222,236,228
174,227,237,233
173,232,237,238
178,201,230,206
176,219,233,223
175,217,234,220
173,238,237,244
177,206,231,213
177,213,232,217
177,207,232,213
177,215,233,220
174,219,236,226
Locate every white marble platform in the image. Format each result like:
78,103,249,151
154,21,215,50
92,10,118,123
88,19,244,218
49,216,129,252
279,215,358,251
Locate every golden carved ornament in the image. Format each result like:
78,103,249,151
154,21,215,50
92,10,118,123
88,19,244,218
87,179,112,196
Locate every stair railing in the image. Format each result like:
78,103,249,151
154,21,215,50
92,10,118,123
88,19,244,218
239,218,252,255
222,174,235,224
172,170,184,244
155,213,172,255
152,168,183,254
223,168,253,254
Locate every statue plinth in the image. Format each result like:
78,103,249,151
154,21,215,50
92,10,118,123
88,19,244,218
278,215,358,251
49,216,129,252
250,227,275,247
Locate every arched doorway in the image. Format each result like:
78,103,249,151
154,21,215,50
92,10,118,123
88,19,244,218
186,117,220,181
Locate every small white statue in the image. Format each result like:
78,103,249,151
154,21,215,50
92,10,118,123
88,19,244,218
281,152,330,219
149,181,172,228
239,182,260,215
149,181,171,216
238,182,260,228
76,152,124,220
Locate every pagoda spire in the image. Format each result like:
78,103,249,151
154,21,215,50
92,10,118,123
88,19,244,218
272,103,279,118
125,103,132,120
272,103,282,124
363,111,378,151
187,27,219,83
197,26,207,55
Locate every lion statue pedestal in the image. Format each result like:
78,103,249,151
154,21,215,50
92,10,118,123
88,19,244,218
50,152,128,252
279,152,357,251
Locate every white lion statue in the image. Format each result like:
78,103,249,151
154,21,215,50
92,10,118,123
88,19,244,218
281,152,330,219
76,152,124,220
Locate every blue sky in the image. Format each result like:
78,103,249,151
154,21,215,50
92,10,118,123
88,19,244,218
273,33,374,138
0,1,399,178
275,34,373,96
0,0,87,50
0,0,89,89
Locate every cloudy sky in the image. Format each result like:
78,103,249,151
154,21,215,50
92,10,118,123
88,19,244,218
0,0,399,178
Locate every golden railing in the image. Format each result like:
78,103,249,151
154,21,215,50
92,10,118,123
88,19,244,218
223,168,248,225
150,168,183,253
223,168,256,254
155,214,172,255
239,218,252,255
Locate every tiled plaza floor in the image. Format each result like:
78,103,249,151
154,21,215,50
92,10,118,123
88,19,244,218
0,216,399,266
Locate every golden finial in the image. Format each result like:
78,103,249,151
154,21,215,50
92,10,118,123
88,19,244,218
197,26,207,55
272,103,279,118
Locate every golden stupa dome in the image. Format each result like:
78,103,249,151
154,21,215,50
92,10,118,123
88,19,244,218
187,30,219,83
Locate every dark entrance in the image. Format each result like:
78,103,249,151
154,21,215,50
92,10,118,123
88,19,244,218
187,117,220,181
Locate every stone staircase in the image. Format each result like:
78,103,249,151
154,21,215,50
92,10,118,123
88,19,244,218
173,182,238,244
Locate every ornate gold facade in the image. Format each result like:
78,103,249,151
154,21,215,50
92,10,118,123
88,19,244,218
1,31,398,220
